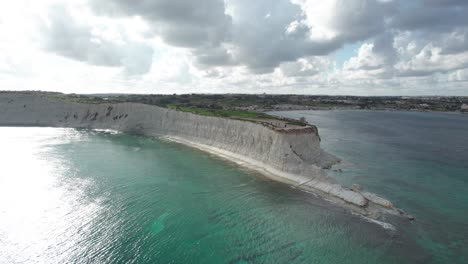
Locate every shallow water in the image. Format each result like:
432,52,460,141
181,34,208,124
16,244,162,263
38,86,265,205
0,110,466,263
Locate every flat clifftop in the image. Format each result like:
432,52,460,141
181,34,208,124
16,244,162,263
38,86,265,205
229,117,319,136
0,91,414,224
0,91,315,132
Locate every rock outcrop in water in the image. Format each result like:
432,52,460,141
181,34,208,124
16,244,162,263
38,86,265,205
0,92,413,222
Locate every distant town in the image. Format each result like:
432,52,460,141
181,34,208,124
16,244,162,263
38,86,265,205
93,93,468,113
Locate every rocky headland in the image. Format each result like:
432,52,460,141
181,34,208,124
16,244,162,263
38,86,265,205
0,91,414,224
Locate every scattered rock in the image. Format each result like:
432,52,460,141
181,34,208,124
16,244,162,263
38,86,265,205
351,184,362,192
362,192,394,209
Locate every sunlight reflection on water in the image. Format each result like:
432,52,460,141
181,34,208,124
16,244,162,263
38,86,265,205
0,128,104,264
0,126,433,264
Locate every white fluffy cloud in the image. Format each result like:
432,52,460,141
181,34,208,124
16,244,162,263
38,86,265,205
40,4,154,75
0,0,467,95
449,69,468,82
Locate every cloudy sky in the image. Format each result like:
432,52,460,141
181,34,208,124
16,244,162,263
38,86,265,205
1,0,468,95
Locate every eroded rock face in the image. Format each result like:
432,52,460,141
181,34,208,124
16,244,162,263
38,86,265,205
0,92,412,221
0,93,338,178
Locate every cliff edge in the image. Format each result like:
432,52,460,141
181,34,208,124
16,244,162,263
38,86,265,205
0,92,413,222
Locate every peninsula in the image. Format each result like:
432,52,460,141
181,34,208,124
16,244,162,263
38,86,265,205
0,91,414,223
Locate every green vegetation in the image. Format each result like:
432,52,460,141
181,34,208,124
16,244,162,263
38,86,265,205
101,93,468,113
167,104,276,119
5,91,467,116
46,93,105,104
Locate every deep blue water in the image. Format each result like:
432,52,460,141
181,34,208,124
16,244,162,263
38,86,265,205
271,110,468,263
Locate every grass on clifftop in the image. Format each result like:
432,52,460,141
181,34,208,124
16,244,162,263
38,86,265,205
43,92,281,120
167,105,277,119
167,105,309,127
46,93,106,104
36,92,306,125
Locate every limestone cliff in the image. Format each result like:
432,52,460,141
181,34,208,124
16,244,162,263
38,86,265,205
0,92,413,222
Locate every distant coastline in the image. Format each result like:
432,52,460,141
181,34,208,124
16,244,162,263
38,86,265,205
261,104,468,114
2,91,467,114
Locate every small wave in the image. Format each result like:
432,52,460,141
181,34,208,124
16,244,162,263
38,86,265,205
92,129,121,135
354,213,396,231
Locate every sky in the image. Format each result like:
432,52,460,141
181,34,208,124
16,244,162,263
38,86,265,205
1,0,468,95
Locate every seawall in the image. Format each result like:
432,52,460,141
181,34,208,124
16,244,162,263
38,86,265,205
0,92,412,221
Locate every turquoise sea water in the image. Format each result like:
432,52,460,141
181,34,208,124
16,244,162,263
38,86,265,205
0,110,467,263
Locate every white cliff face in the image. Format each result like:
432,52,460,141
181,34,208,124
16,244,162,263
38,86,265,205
0,92,412,221
0,93,334,178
